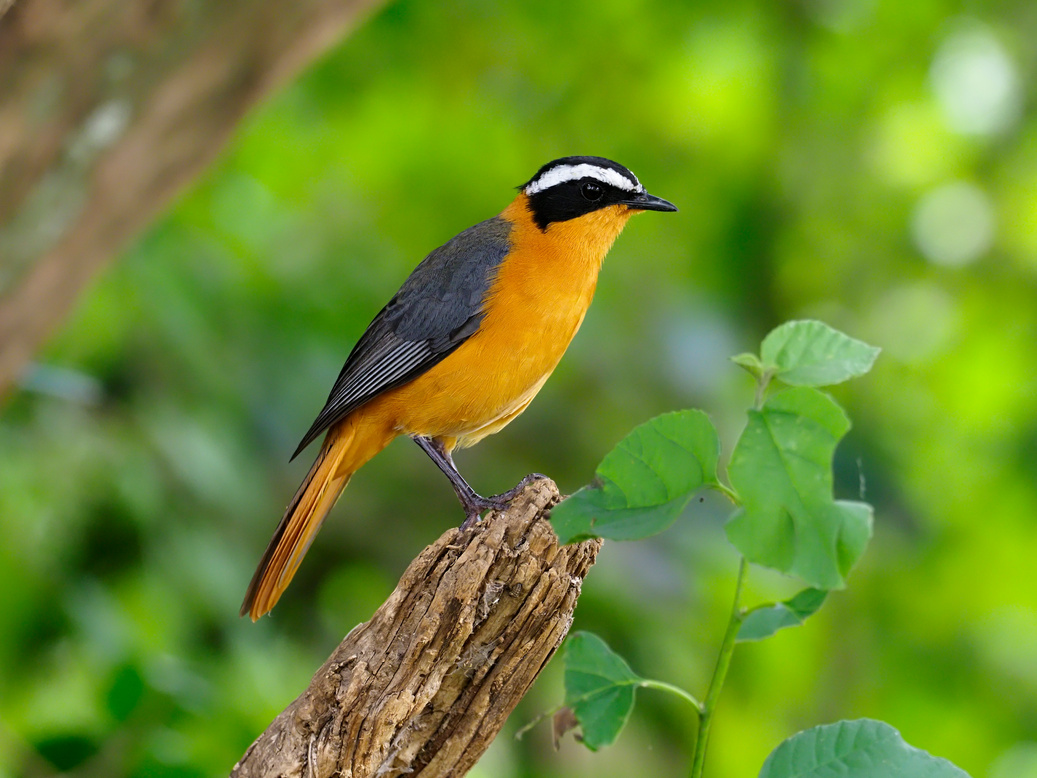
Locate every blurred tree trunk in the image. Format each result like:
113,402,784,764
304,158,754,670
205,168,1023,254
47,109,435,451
232,479,600,778
0,0,384,397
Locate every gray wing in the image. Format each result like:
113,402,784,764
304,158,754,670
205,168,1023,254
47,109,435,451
291,216,512,459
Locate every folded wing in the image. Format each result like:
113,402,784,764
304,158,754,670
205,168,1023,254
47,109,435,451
292,216,512,458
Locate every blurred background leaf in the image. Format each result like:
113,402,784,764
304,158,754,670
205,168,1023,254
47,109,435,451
2,0,1037,776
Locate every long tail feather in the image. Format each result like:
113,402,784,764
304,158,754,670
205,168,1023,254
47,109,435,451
240,425,355,621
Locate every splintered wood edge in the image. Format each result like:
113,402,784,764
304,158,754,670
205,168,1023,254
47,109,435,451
231,478,601,778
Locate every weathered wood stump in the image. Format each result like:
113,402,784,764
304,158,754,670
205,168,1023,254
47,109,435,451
232,478,600,777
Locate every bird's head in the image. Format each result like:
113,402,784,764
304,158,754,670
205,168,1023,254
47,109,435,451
519,156,677,231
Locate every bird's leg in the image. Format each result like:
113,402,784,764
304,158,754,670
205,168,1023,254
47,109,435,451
413,436,489,528
412,437,547,529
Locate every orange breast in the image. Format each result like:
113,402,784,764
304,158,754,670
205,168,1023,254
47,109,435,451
357,196,635,447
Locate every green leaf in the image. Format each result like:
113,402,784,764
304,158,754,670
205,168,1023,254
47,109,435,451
761,320,880,387
737,588,828,642
732,351,767,380
105,663,145,722
759,719,972,777
521,633,699,750
551,410,720,544
563,632,644,751
726,387,873,589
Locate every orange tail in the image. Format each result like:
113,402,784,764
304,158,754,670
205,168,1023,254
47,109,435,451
240,416,391,620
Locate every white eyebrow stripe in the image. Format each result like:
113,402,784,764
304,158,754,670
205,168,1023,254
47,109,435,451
525,164,643,195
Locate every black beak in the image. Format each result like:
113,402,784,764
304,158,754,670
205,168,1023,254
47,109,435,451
621,191,678,212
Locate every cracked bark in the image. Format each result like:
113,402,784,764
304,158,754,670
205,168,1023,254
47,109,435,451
231,478,600,778
0,0,385,397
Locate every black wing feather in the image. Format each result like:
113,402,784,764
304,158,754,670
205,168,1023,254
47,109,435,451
291,216,512,459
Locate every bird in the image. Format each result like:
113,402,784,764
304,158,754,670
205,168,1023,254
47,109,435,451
241,156,677,620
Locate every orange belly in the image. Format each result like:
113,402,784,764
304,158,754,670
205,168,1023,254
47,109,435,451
356,200,635,448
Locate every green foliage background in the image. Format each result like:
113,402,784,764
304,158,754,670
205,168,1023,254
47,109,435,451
3,0,1037,775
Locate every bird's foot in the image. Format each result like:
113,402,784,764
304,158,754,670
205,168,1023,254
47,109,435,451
487,472,550,508
457,473,550,530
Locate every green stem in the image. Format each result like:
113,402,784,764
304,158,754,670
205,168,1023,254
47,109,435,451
639,680,704,713
514,679,704,741
690,556,748,778
754,370,774,410
711,481,741,506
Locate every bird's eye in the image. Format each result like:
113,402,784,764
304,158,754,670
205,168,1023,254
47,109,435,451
580,182,604,201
